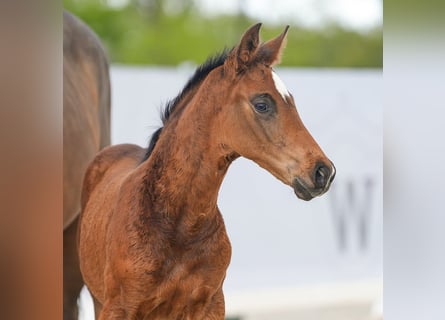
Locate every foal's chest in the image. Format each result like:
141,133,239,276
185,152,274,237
139,257,228,318
134,212,232,318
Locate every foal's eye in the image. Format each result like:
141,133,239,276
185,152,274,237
254,102,270,113
251,94,275,116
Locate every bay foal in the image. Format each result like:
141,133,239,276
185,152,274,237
78,24,335,319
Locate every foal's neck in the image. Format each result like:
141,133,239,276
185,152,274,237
140,83,234,232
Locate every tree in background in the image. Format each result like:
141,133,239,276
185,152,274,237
64,0,382,68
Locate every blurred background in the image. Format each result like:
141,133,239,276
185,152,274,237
64,0,382,319
64,0,382,67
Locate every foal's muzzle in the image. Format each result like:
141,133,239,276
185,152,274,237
292,161,335,201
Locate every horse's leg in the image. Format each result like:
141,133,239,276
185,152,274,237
98,300,134,320
185,289,225,320
92,296,103,320
63,215,84,320
205,289,226,320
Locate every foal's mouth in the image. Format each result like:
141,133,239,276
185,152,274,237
292,177,326,201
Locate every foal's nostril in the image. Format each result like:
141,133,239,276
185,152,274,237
314,164,331,189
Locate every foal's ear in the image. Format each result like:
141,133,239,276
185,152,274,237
225,23,262,74
257,25,289,67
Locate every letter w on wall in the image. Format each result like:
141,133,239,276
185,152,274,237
329,177,375,252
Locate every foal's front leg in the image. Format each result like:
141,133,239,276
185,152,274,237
206,289,226,320
98,300,136,320
92,296,102,319
185,288,226,320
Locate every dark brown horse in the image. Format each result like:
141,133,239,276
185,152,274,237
63,10,111,320
78,24,335,319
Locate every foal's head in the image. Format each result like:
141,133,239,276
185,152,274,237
215,23,335,200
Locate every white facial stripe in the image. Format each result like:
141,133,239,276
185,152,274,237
272,71,290,101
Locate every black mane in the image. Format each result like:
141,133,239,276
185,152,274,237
141,48,230,162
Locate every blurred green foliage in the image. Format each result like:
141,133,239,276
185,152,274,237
64,0,382,68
